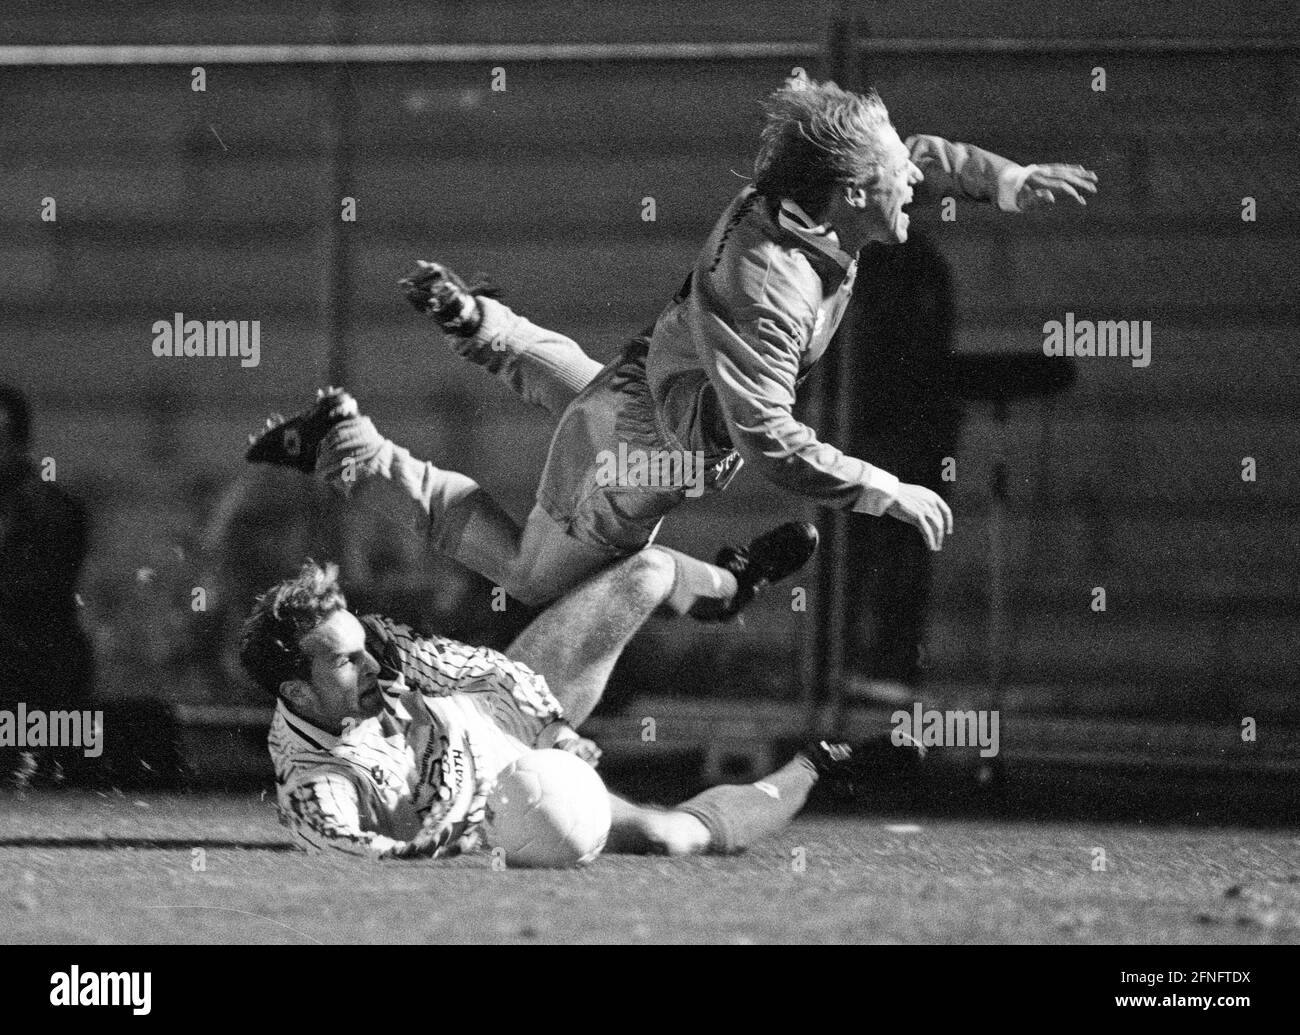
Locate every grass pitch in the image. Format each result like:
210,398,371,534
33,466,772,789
1,791,1297,944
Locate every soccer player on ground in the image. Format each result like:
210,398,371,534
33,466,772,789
242,557,918,860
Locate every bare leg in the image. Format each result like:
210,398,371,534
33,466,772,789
489,513,817,856
505,548,677,724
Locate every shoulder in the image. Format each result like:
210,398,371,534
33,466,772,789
362,614,450,672
460,641,539,684
361,613,462,657
703,195,821,326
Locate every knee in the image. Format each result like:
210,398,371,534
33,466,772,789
621,547,677,610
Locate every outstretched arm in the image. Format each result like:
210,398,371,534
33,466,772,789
702,298,952,549
705,301,900,511
906,134,1098,212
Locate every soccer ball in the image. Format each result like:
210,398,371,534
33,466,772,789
484,749,611,868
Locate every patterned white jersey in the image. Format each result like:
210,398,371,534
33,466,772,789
268,614,567,860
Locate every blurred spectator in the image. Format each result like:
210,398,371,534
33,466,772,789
839,229,962,701
0,384,94,709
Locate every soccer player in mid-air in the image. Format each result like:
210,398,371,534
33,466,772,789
242,555,918,859
250,77,1096,618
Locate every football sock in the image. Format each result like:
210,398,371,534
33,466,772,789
451,297,602,418
652,547,740,615
675,754,819,854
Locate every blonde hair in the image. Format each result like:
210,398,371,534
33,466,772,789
753,76,893,216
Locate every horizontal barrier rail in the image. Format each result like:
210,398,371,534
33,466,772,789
853,36,1298,56
0,37,1289,68
0,40,821,67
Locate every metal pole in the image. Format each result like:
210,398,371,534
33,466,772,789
988,402,1009,705
319,5,352,389
816,14,868,733
791,22,839,721
321,67,350,388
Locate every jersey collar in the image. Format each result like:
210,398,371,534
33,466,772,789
776,197,856,275
273,699,341,752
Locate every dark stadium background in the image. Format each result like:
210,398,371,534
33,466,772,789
1,0,1296,800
